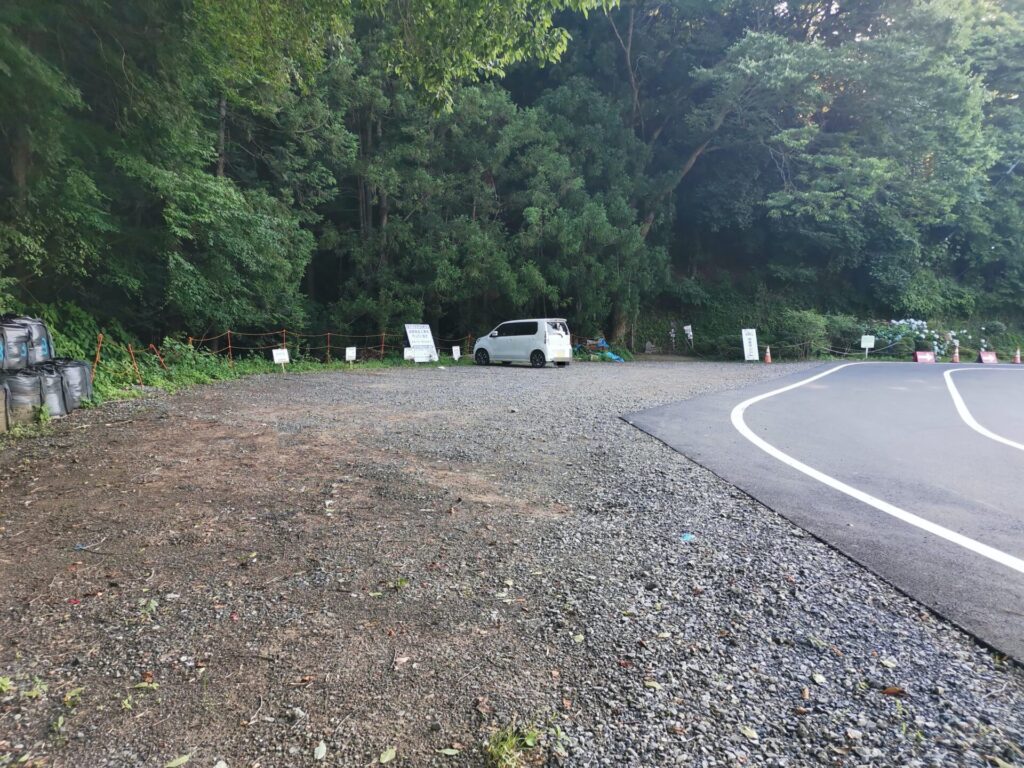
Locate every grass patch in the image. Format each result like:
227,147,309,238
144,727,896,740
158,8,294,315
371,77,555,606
87,339,473,405
485,720,542,768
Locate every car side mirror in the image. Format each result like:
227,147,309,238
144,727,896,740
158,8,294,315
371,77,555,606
489,331,498,337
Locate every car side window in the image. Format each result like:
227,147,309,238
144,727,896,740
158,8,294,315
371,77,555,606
521,322,538,336
496,323,513,337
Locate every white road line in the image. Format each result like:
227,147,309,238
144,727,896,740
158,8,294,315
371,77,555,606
943,368,1024,452
730,363,1024,575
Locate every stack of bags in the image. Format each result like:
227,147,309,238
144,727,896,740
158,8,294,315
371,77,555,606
0,316,93,432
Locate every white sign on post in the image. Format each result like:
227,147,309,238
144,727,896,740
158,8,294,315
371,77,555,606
683,324,693,341
345,346,357,362
272,347,289,372
452,346,461,361
741,329,759,361
404,323,438,362
860,334,875,359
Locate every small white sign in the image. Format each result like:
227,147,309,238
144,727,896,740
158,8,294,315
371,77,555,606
860,335,876,349
683,324,693,340
345,346,357,362
741,329,759,361
403,347,415,361
272,348,290,365
452,346,461,361
404,323,438,362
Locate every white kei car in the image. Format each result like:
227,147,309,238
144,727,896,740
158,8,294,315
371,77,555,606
473,318,572,368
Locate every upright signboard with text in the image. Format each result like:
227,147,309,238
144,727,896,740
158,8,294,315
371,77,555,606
741,329,759,361
405,324,438,363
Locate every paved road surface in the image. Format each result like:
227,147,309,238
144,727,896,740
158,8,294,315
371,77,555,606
626,362,1024,658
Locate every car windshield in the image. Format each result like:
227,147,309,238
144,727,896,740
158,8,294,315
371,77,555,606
547,321,568,335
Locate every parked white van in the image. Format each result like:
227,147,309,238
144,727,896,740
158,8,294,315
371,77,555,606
473,318,572,368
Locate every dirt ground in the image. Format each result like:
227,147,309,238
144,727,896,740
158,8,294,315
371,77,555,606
0,376,574,767
2,364,1022,768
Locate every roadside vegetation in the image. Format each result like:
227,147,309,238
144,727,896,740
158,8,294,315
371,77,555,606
3,2,1023,350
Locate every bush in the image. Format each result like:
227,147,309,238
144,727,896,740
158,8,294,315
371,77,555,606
770,309,828,359
824,314,864,353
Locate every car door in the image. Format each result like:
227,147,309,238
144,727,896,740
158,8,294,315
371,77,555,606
509,321,538,361
489,322,513,360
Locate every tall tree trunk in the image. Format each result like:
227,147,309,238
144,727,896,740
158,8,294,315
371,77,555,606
608,9,644,136
216,95,227,177
378,191,389,268
11,125,31,204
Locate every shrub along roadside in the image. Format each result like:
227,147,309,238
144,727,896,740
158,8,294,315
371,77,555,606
637,307,1024,362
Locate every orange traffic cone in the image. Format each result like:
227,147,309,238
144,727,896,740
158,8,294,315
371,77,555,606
951,345,960,364
764,346,772,364
1014,347,1021,364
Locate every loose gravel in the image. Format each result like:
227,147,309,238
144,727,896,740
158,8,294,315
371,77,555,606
1,360,1021,767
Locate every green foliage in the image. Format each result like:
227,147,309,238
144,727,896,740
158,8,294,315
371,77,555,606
771,309,829,359
3,0,1024,351
485,720,541,768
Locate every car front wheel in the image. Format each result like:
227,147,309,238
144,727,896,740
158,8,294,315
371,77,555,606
475,349,490,365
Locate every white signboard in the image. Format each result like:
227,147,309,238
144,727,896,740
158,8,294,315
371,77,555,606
272,347,290,365
345,346,357,362
404,323,438,362
860,335,875,349
452,346,461,361
403,347,415,361
683,324,693,341
741,329,759,361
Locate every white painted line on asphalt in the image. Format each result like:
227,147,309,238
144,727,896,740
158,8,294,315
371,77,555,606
730,363,1024,575
944,368,1024,453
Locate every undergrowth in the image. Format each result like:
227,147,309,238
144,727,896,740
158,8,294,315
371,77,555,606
86,339,474,405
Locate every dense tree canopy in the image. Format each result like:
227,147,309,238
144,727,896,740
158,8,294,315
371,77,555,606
1,0,1022,346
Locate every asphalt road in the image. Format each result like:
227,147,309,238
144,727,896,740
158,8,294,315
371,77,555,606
626,362,1024,659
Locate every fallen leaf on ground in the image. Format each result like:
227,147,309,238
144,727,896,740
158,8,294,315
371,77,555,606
812,673,826,685
379,746,397,764
314,741,327,760
437,747,460,756
882,686,907,697
740,726,759,743
164,756,191,768
880,657,898,669
644,680,662,690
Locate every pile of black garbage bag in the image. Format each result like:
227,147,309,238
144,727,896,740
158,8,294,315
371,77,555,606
0,315,93,432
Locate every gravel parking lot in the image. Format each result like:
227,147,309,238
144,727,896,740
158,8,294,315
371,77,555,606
1,361,1021,767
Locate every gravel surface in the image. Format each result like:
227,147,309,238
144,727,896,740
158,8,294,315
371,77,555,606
1,360,1022,767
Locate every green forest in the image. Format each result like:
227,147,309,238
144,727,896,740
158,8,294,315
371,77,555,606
2,0,1023,357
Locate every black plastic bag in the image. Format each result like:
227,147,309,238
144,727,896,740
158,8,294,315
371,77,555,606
0,369,43,424
53,358,93,410
35,363,68,417
0,321,30,371
0,315,54,365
